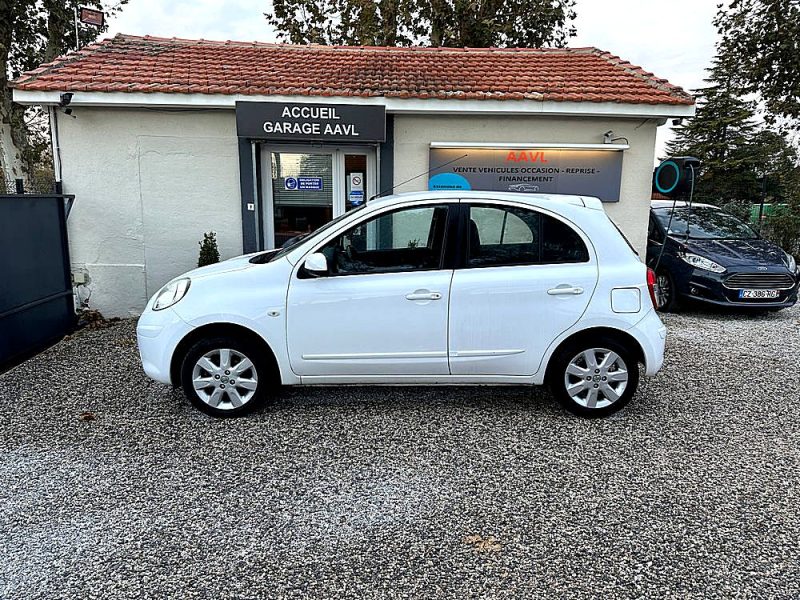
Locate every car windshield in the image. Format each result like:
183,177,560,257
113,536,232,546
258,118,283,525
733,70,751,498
654,206,758,240
264,203,368,263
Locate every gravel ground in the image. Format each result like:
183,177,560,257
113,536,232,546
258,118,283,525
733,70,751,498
1,305,799,599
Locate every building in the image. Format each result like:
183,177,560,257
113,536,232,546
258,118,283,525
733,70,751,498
12,34,694,317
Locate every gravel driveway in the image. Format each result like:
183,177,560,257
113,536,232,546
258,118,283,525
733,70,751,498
1,306,799,599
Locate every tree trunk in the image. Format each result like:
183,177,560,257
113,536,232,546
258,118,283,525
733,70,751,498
0,0,30,191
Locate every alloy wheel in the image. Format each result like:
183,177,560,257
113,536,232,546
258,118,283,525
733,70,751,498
563,348,629,410
191,348,258,410
655,273,671,310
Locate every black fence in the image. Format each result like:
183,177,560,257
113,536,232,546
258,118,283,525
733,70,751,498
0,193,76,367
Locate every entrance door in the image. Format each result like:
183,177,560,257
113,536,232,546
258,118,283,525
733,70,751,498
262,146,376,249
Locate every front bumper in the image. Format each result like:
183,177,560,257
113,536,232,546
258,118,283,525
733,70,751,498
676,268,798,308
136,307,194,385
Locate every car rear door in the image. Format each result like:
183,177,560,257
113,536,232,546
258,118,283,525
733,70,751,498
448,201,598,376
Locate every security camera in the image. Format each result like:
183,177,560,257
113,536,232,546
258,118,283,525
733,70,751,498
672,118,683,126
59,92,73,107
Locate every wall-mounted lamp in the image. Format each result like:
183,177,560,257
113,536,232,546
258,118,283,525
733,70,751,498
59,92,75,117
603,130,629,145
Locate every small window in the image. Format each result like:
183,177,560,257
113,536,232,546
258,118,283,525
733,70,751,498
318,205,449,275
467,204,588,267
648,216,664,244
541,214,590,263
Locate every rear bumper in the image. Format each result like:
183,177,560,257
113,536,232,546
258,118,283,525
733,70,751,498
627,309,666,376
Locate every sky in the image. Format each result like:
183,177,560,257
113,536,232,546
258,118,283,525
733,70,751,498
105,0,722,159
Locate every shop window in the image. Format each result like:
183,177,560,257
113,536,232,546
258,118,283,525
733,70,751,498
319,205,449,275
467,204,588,267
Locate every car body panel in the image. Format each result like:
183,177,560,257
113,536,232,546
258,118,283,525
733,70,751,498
287,269,453,375
137,191,667,390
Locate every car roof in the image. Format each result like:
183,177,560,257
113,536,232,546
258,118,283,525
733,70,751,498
372,190,604,210
651,200,719,210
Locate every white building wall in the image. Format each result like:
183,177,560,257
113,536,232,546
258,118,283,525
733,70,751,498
57,108,660,317
57,108,242,317
392,114,659,256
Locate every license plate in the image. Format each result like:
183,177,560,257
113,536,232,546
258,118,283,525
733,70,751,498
739,289,780,299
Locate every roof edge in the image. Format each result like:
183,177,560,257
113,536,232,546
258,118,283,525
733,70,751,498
12,88,697,119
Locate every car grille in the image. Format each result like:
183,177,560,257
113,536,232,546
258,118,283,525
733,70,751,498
724,272,796,289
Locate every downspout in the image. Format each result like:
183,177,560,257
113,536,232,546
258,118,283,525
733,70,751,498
49,105,64,189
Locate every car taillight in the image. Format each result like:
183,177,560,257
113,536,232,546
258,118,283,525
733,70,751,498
646,268,658,309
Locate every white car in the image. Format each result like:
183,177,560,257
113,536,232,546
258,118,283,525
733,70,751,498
137,191,666,418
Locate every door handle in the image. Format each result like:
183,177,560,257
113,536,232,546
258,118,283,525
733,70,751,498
547,285,584,296
406,291,442,301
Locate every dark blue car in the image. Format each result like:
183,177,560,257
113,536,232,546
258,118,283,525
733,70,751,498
646,201,799,311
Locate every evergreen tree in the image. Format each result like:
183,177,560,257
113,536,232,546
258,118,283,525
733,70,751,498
715,0,800,125
198,232,220,267
666,56,761,205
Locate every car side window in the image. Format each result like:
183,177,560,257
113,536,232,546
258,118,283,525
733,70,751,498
318,205,449,275
648,216,664,244
541,214,590,263
467,204,588,267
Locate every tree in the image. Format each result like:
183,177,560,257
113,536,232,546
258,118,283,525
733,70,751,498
266,0,576,48
715,0,800,125
0,1,127,191
198,231,220,267
666,56,762,205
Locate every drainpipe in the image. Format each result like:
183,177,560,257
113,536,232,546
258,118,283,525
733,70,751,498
49,105,63,186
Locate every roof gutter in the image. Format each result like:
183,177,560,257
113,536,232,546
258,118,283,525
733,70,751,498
12,89,696,119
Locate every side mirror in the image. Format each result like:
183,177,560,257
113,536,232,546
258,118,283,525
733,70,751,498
304,252,328,276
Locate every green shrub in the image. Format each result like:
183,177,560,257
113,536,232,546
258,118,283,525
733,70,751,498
198,231,220,267
761,206,800,259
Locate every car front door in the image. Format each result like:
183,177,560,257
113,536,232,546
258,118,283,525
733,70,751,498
448,202,598,376
286,202,456,377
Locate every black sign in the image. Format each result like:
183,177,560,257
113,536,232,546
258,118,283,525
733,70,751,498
236,102,386,142
79,6,105,27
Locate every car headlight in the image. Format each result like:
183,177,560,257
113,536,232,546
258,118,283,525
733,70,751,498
153,278,191,311
680,253,726,273
785,252,797,274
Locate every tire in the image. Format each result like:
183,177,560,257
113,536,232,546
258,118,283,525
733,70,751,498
179,335,273,417
655,269,681,312
548,336,640,418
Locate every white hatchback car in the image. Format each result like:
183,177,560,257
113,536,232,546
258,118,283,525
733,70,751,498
137,191,666,418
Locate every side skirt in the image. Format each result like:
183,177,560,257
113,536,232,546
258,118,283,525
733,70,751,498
297,374,539,385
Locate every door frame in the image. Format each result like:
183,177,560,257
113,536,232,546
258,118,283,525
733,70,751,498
259,144,377,249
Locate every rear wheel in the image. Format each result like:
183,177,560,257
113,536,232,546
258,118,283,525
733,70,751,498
180,336,272,417
549,336,640,417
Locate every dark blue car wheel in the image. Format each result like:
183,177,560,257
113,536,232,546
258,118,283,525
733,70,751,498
655,270,681,312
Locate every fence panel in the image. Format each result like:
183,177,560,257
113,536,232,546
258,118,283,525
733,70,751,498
0,194,75,366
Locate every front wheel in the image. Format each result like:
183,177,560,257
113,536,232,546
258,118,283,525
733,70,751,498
180,336,271,417
655,269,681,312
549,337,640,417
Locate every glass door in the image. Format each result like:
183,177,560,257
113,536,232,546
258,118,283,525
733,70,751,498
269,151,334,248
261,146,377,249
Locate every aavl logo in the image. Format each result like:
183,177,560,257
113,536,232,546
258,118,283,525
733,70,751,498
506,151,549,163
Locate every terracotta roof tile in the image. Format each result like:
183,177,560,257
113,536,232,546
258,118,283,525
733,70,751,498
11,34,694,106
